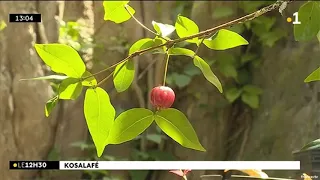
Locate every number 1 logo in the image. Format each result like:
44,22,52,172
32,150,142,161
293,12,301,25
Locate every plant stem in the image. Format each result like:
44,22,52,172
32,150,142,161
84,0,291,82
124,5,170,41
192,38,205,60
162,50,170,86
125,5,157,36
82,56,130,80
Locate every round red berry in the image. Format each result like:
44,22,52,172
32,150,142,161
150,86,175,109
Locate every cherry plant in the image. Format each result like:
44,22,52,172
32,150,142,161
22,0,319,157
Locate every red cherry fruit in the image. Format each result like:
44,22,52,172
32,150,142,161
150,86,175,109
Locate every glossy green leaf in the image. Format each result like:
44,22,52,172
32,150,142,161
34,44,86,78
225,88,242,103
20,75,68,81
242,85,263,95
154,108,205,151
304,67,320,82
0,20,7,30
168,47,223,93
129,38,163,55
168,47,194,56
152,21,175,37
84,87,116,157
81,71,97,87
204,29,249,50
294,1,320,41
58,78,83,100
300,139,320,151
103,1,135,24
107,108,154,144
113,60,135,92
175,15,199,43
241,92,259,109
194,56,223,93
45,95,59,117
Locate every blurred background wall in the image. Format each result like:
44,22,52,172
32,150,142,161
0,1,319,180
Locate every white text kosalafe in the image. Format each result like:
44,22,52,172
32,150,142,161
63,162,99,169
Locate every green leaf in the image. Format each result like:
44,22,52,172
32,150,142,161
129,38,163,55
103,1,135,24
59,78,83,100
236,69,251,85
152,21,175,37
20,75,68,81
204,29,249,50
259,28,286,47
172,73,191,88
113,60,135,92
304,67,320,82
218,64,237,78
175,15,199,43
194,56,223,93
0,20,7,31
242,85,263,95
34,44,86,78
168,47,223,93
45,95,59,117
107,108,154,144
253,16,276,32
154,108,205,151
300,139,320,151
317,30,320,42
168,47,194,56
146,134,164,144
294,1,320,41
241,92,259,109
184,62,201,76
225,88,242,103
212,6,234,19
81,71,97,87
84,87,116,157
240,1,269,13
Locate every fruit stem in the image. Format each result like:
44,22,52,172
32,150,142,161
124,4,169,41
162,50,170,86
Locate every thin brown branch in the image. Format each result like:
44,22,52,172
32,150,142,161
85,0,290,81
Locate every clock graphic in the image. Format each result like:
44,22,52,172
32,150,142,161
9,14,41,23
